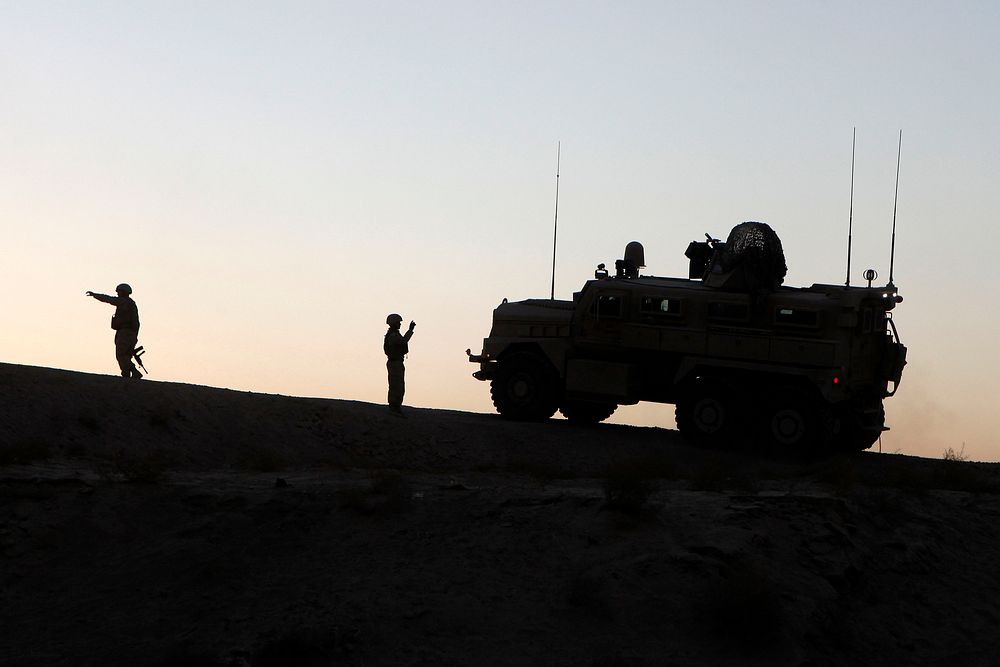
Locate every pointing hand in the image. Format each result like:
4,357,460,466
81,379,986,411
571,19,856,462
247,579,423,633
409,321,416,330
85,291,94,297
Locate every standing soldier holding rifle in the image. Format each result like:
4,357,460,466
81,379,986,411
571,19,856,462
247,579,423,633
86,283,142,379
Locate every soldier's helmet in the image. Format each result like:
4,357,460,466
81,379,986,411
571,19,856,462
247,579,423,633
386,313,403,326
116,283,133,295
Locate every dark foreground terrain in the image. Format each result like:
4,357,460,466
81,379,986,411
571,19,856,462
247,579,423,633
2,362,1000,666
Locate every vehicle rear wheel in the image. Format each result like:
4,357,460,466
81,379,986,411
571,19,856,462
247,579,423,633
675,382,741,447
559,399,617,425
490,352,559,421
758,390,833,455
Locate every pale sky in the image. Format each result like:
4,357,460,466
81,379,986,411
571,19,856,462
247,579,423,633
3,1,999,461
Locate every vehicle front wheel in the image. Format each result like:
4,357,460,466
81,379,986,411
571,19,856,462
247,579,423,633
675,382,742,447
490,353,559,421
559,399,617,425
836,402,885,451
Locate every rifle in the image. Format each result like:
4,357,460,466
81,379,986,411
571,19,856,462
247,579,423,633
133,346,148,375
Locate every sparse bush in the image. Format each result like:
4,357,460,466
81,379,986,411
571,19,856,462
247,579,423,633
943,444,969,462
0,438,52,465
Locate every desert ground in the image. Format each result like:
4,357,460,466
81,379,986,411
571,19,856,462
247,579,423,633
2,361,1000,666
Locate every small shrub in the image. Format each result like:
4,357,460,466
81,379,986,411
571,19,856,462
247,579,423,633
942,444,969,462
0,438,52,465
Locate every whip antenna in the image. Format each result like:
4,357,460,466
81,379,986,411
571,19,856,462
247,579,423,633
846,127,856,286
889,129,901,286
550,141,561,300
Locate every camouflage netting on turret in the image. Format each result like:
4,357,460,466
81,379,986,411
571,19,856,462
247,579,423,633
717,221,787,290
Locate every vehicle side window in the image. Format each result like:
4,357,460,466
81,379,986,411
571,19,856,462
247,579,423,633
774,308,818,327
640,296,681,316
593,294,623,318
708,302,748,322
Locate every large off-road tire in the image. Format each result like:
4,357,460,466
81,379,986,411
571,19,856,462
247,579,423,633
757,389,833,455
490,352,559,421
559,399,617,425
836,402,885,451
675,381,742,448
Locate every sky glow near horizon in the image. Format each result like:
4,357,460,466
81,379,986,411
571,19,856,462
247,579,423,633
3,2,999,461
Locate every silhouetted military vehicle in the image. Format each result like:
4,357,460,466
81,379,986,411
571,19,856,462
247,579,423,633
467,222,906,452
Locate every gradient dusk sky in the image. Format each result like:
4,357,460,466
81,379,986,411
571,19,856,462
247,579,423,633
3,1,999,460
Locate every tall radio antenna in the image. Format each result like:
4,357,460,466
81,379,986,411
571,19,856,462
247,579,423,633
845,127,856,287
889,129,901,286
550,141,561,300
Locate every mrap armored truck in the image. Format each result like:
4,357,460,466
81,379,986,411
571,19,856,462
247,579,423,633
467,222,906,452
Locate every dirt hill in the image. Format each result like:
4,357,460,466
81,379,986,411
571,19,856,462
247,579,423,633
2,362,999,666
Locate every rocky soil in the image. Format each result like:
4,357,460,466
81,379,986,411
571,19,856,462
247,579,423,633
2,362,1000,666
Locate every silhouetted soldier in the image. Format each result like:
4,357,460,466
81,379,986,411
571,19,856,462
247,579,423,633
86,283,141,379
384,313,415,416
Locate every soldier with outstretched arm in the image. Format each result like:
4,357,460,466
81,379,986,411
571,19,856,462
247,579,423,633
384,314,415,417
86,283,142,379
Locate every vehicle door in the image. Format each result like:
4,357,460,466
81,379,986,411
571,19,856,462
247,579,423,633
577,287,629,348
